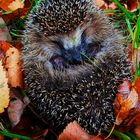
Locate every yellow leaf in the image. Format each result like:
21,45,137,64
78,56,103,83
0,60,10,113
8,0,24,11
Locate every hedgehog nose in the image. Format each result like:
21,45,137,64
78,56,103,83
67,50,82,65
72,54,82,64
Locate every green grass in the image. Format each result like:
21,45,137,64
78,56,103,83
0,122,32,140
111,0,140,77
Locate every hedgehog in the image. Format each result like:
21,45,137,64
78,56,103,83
21,0,131,134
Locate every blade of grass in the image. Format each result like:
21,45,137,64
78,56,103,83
0,23,7,27
132,12,140,49
10,31,23,37
80,53,104,72
125,17,134,39
2,10,15,15
132,7,140,76
103,9,121,13
125,132,139,140
0,130,32,140
110,130,131,140
113,0,132,19
113,19,122,29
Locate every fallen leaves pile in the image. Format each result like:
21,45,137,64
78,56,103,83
0,0,140,139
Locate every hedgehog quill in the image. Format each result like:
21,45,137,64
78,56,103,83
21,0,131,134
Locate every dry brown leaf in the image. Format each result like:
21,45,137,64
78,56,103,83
0,60,10,113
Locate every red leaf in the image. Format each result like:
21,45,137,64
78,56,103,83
114,79,139,125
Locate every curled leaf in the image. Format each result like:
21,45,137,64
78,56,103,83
114,79,138,125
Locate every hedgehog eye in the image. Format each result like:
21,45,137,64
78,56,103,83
87,43,101,57
50,55,64,68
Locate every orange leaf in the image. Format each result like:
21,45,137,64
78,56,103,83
0,0,14,11
0,41,11,53
5,44,23,87
114,80,138,125
0,60,10,113
0,0,24,11
8,0,24,11
0,41,23,87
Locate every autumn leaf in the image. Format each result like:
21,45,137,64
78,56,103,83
0,41,23,87
0,41,11,53
5,45,23,87
114,79,139,125
0,60,10,113
58,121,102,140
0,0,24,11
8,0,24,11
124,0,139,12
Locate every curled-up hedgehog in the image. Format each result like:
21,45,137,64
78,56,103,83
21,0,132,134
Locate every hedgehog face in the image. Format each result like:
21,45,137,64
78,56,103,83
24,0,115,79
40,19,104,72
